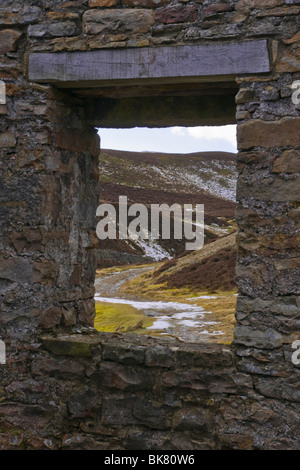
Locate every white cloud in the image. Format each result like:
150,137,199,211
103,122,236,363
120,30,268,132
99,125,237,154
171,125,237,149
170,126,186,136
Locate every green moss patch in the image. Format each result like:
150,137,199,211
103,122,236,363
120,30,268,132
94,301,153,334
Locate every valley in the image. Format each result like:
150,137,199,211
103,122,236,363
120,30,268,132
94,148,238,344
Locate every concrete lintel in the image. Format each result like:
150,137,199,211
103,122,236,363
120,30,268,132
28,40,270,87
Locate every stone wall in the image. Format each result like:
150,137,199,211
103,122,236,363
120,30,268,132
1,328,300,450
0,0,300,450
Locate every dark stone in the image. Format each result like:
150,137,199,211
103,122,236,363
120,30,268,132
145,344,174,368
88,361,153,391
155,5,198,24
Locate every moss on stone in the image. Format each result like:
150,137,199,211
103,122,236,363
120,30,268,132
41,334,101,357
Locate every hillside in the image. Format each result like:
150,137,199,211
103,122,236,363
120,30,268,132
99,148,237,202
151,232,237,292
97,148,237,267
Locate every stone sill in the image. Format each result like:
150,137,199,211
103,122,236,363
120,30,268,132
40,328,235,369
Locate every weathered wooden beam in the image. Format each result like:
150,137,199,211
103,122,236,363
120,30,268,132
88,93,237,128
28,40,270,88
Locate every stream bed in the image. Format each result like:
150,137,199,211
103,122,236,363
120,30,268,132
94,267,233,343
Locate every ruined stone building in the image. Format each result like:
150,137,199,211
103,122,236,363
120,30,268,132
0,0,299,450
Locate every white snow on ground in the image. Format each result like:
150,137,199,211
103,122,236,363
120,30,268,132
94,296,207,313
94,294,224,338
132,237,172,261
138,161,237,201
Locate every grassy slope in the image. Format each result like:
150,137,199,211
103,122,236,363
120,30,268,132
120,233,237,296
94,301,153,334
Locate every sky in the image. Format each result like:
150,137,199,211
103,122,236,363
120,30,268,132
97,125,237,154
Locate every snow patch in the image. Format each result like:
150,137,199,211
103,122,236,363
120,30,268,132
133,237,172,261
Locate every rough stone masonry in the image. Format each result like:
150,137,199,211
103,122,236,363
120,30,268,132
0,0,299,450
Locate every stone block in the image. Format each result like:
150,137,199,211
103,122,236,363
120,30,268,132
237,295,300,321
274,257,300,271
0,132,16,147
52,37,88,52
237,174,300,202
46,11,80,21
102,341,145,365
21,5,42,24
28,21,78,38
0,404,54,432
237,117,300,149
38,306,63,329
83,9,154,35
33,259,58,286
89,0,118,6
102,395,138,426
133,397,170,429
172,407,208,432
216,432,254,451
284,30,300,44
124,429,169,450
235,0,284,12
254,376,300,402
162,369,252,394
88,361,153,391
26,437,54,450
145,344,174,367
203,3,232,16
67,385,100,418
123,0,170,7
155,5,198,23
41,333,101,357
236,353,292,378
257,5,300,16
61,306,77,327
15,100,47,116
234,325,286,349
273,149,300,173
237,231,300,256
31,356,85,377
275,44,300,73
0,433,23,450
6,227,43,253
0,30,22,54
235,88,255,104
0,6,41,25
235,261,272,297
219,396,281,429
236,110,251,120
0,258,33,284
175,343,234,368
62,434,110,450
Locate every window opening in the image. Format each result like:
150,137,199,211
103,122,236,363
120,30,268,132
94,126,238,345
